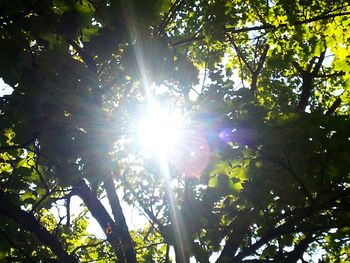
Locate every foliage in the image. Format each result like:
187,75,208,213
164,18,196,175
1,0,350,262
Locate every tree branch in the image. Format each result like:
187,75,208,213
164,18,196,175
227,35,254,74
239,260,272,263
255,44,269,74
291,60,305,74
31,187,57,213
217,213,251,261
251,44,269,93
297,74,313,112
326,97,342,115
316,72,345,78
307,57,317,73
172,11,350,47
71,240,107,254
66,195,71,228
282,234,314,263
262,153,313,200
157,0,185,36
311,50,326,76
228,11,350,34
171,36,205,47
0,192,77,263
68,40,97,74
104,175,137,263
233,189,350,261
119,174,162,227
71,179,125,262
296,50,326,112
0,229,36,262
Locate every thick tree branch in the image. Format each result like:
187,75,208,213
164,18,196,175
228,36,254,74
316,72,345,78
0,192,77,263
306,57,317,72
311,51,326,76
296,51,326,112
297,75,313,112
66,195,71,228
326,97,342,115
255,44,269,74
165,244,170,263
71,179,125,262
227,36,269,93
291,60,305,74
217,214,251,261
104,175,137,263
251,44,269,93
282,234,314,263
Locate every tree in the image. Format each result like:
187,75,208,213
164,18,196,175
1,0,350,262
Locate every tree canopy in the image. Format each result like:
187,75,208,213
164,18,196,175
1,0,350,262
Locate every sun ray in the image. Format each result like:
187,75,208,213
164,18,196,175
137,101,183,155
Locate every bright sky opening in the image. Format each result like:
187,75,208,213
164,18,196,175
137,101,184,156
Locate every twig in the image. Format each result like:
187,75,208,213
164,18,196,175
228,35,253,74
135,242,165,251
31,188,57,213
72,240,107,254
157,0,185,36
172,11,350,47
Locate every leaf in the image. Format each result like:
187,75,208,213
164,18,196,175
0,162,12,173
3,128,15,145
16,158,33,169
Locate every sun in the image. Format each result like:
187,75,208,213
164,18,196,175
136,100,210,178
137,102,183,155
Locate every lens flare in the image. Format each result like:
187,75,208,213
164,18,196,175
137,103,183,155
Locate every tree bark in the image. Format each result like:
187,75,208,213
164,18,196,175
217,215,251,262
297,74,313,112
284,234,313,263
326,97,342,115
104,175,137,263
72,179,126,262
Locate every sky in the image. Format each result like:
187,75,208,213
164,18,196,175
0,78,13,97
